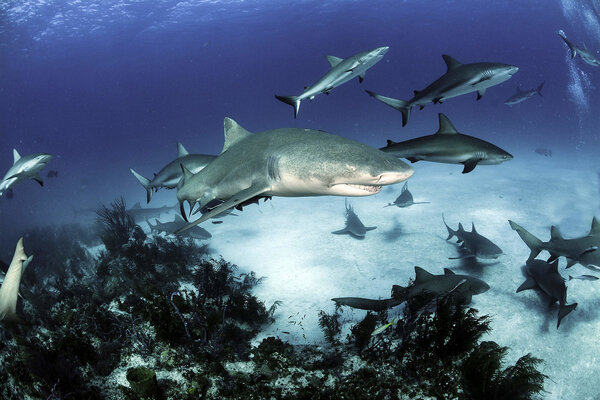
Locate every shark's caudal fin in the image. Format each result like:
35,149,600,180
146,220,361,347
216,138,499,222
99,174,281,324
365,90,411,126
130,169,152,203
557,31,577,59
536,82,544,97
557,303,577,329
0,238,28,324
508,220,543,260
274,95,301,118
442,213,457,240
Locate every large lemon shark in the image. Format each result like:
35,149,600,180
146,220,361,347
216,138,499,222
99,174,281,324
175,118,413,233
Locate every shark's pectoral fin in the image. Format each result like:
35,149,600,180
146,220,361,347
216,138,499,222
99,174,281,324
419,105,425,110
461,158,480,174
516,277,537,292
449,254,474,260
358,73,365,83
365,226,377,231
476,89,486,100
331,228,349,235
406,157,420,163
174,181,270,234
33,174,44,186
472,77,490,87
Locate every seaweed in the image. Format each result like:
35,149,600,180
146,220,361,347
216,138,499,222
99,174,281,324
95,197,137,255
318,310,341,345
348,311,379,351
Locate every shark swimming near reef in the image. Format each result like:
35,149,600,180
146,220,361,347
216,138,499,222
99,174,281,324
504,82,544,106
517,259,577,329
380,113,513,174
0,238,29,324
125,202,175,223
384,182,429,208
365,55,518,126
332,266,489,311
275,46,389,118
443,214,503,260
146,215,212,240
130,142,217,203
174,118,413,233
508,219,600,269
331,199,376,238
557,30,600,67
0,149,53,197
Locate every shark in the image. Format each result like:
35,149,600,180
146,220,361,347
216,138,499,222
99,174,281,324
557,30,600,67
504,82,544,106
275,46,389,118
508,219,600,268
146,215,212,240
175,118,413,233
0,238,29,324
130,142,217,203
380,113,513,174
0,149,53,196
332,199,376,238
384,182,429,208
365,54,518,126
517,259,577,329
332,266,489,311
126,202,175,223
443,214,503,260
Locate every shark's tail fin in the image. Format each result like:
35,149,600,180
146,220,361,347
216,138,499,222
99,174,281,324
130,169,152,204
557,302,577,329
274,95,301,118
536,82,544,97
442,213,457,240
557,31,577,59
508,220,543,261
365,90,411,126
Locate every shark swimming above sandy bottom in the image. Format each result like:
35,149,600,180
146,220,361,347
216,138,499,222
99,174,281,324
0,149,53,197
385,182,429,208
174,117,413,233
0,238,30,324
443,214,503,260
380,113,513,174
509,218,600,269
331,199,376,239
332,266,489,311
130,142,217,203
517,259,577,329
147,215,212,240
365,54,518,126
275,46,389,118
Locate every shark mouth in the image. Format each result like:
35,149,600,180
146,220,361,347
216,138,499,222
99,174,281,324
344,184,382,194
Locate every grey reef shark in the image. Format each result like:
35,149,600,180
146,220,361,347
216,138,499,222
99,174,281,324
275,46,389,118
384,182,429,208
126,202,175,223
517,259,577,329
0,149,53,197
443,214,503,260
331,199,376,239
146,215,212,240
504,82,544,106
365,54,518,126
509,218,600,270
130,142,217,203
174,118,413,233
380,113,513,174
332,266,489,311
557,30,600,66
0,238,30,324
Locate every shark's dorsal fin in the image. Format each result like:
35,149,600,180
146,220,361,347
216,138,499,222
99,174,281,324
414,90,421,96
222,118,252,154
435,113,459,135
177,142,189,158
471,223,477,233
414,266,434,282
443,268,455,275
386,139,395,146
326,55,344,68
133,202,141,209
458,223,465,232
590,217,600,235
442,55,462,72
13,149,21,164
401,182,408,193
550,226,563,241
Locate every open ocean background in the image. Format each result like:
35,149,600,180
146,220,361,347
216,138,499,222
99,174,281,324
1,1,600,398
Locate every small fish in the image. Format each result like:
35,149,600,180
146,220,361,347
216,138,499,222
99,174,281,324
534,148,552,157
568,274,599,281
372,318,397,336
46,170,59,178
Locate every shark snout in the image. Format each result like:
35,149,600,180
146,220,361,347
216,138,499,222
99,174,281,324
376,169,413,185
376,46,390,56
507,65,519,75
